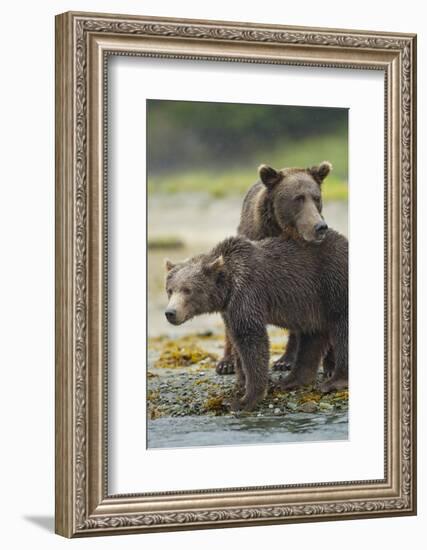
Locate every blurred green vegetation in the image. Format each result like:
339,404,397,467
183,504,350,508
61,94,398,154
148,100,348,201
147,236,185,249
149,134,348,200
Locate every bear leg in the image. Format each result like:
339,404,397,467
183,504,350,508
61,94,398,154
216,328,236,375
322,346,335,378
229,322,270,411
233,355,246,394
280,333,328,390
272,331,299,371
320,320,348,393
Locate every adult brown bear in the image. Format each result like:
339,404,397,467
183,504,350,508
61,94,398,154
164,230,348,411
216,161,334,377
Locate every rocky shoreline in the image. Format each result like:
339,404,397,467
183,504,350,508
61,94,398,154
147,332,349,420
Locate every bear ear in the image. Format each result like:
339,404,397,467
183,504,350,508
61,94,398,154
204,255,225,273
309,161,332,184
165,259,175,272
258,164,282,189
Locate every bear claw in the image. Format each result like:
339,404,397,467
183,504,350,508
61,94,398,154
216,359,236,375
272,358,293,372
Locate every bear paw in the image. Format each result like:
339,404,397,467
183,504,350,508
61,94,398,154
215,358,236,375
319,377,348,394
279,373,301,391
229,398,243,412
229,395,258,413
272,357,293,372
228,397,251,413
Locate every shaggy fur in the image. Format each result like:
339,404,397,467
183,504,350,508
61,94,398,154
217,162,333,375
165,231,348,411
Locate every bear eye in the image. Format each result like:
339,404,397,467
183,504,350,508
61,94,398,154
182,287,191,295
294,194,305,202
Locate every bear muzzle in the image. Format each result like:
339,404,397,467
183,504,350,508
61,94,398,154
165,308,178,324
313,221,328,243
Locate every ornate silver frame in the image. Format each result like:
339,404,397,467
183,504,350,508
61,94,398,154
55,11,417,537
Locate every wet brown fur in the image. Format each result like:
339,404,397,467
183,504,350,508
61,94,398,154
165,231,348,411
237,165,328,241
217,162,333,375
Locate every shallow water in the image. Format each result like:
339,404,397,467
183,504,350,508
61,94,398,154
147,411,348,449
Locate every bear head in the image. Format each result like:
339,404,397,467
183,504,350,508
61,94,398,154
258,161,332,243
164,255,226,325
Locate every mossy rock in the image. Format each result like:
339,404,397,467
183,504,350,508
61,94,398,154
299,391,322,404
203,395,227,414
154,341,218,369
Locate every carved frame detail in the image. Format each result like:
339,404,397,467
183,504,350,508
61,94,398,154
55,11,416,537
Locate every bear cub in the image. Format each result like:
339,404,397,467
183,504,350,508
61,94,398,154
165,230,348,411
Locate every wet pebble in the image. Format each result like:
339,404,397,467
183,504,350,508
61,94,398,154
299,401,318,413
148,343,348,420
319,402,334,412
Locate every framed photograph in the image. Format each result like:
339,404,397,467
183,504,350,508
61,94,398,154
55,11,417,537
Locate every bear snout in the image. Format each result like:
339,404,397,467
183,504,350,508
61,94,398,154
314,220,328,239
165,308,177,324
